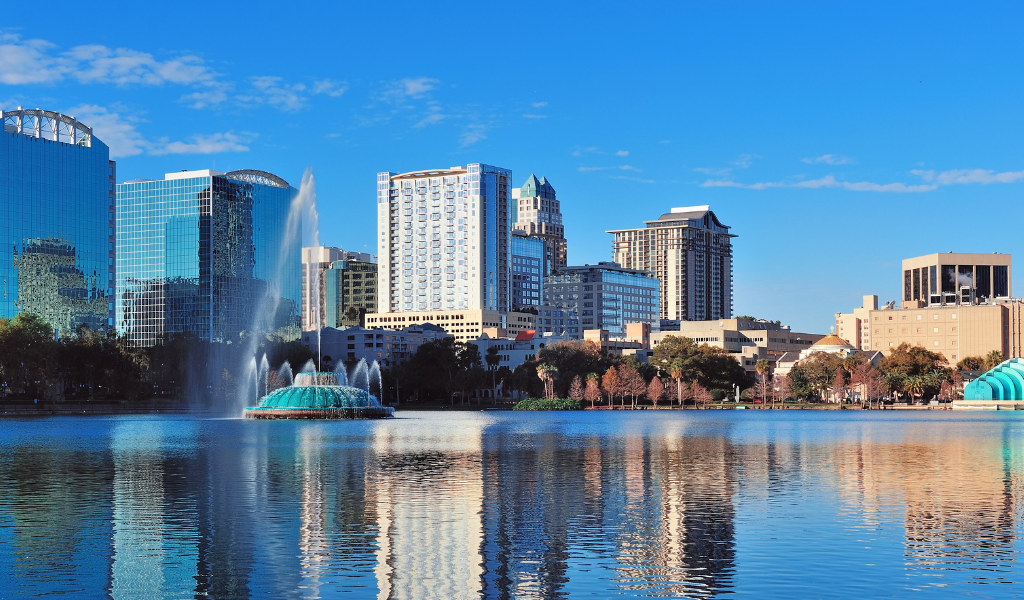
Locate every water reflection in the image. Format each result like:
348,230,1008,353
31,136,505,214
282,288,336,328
0,413,1022,598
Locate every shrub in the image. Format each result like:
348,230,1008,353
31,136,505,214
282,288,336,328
512,397,583,411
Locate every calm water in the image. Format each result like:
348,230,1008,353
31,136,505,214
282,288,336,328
1,410,1023,599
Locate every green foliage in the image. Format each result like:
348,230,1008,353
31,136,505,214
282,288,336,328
651,335,751,392
512,397,582,411
536,340,603,397
956,356,984,371
388,337,486,402
878,343,950,399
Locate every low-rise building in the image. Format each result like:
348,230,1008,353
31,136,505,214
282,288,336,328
469,330,577,371
365,309,536,343
649,318,826,376
301,323,449,367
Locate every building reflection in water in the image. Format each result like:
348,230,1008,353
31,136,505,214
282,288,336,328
0,415,1022,598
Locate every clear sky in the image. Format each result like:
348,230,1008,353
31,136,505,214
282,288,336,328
3,1,1022,333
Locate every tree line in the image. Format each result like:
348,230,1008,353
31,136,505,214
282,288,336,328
0,313,313,406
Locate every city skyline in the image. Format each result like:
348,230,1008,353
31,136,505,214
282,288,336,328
3,2,1024,332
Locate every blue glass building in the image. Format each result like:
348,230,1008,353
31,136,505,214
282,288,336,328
544,262,661,337
511,230,543,309
1,108,116,334
116,169,300,346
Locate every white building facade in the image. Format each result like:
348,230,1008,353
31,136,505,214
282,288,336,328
377,164,512,314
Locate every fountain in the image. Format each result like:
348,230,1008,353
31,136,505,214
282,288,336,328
240,168,392,420
244,361,393,420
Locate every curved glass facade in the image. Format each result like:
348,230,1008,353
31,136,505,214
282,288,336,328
116,171,300,346
0,117,114,333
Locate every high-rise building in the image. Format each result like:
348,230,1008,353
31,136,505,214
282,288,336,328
377,164,512,313
302,246,376,330
325,257,377,328
609,206,735,322
1,108,115,334
512,174,567,276
902,252,1011,307
511,230,544,309
116,169,300,347
544,262,660,337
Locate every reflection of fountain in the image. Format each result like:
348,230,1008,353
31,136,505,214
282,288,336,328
244,365,393,420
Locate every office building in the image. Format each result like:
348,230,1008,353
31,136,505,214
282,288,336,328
544,262,660,337
902,252,1011,307
377,164,512,314
534,305,580,337
1,108,115,333
511,174,567,275
116,169,300,346
325,257,377,328
511,230,544,309
650,318,825,375
609,205,735,321
365,309,535,343
835,295,879,351
302,246,377,330
302,323,449,367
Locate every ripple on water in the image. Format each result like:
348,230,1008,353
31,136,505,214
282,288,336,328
0,411,1022,598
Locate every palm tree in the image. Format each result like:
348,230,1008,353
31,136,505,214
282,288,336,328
905,375,926,403
485,346,501,402
668,359,684,409
537,363,557,399
755,359,770,407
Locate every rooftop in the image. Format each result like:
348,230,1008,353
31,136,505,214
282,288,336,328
2,108,94,147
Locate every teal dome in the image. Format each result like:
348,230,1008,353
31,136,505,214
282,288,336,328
244,372,394,419
258,385,375,409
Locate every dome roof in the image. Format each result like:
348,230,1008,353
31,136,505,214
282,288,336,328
257,385,376,410
812,333,853,348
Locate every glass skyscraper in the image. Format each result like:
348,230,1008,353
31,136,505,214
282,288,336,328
1,108,116,334
116,169,300,347
511,230,543,309
544,262,661,337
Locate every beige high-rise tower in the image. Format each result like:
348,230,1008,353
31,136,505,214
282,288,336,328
609,206,735,322
512,174,567,276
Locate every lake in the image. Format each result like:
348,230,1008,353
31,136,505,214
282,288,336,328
1,410,1022,598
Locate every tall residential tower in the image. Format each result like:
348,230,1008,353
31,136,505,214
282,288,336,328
377,164,512,313
609,206,735,322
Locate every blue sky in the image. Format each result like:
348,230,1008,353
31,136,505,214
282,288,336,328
3,1,1023,333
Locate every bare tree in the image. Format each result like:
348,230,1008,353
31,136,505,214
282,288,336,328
647,376,665,409
618,364,646,409
691,380,711,409
569,374,585,402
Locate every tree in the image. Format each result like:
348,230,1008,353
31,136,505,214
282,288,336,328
832,368,847,403
486,346,501,402
511,362,543,398
652,335,751,394
956,356,983,372
753,375,772,405
584,373,601,408
677,380,692,409
950,370,964,401
755,359,770,405
691,380,712,409
668,359,684,408
537,363,557,399
984,350,1005,371
647,376,665,408
569,375,585,401
536,340,603,398
619,364,646,408
878,343,949,401
851,362,882,408
602,367,621,407
772,374,791,405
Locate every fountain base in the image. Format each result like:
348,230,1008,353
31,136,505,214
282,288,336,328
243,371,394,420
